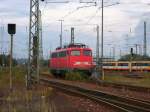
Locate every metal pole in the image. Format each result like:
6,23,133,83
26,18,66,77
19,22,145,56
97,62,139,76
101,0,104,79
59,34,61,47
36,0,40,84
120,49,122,58
135,44,138,55
59,20,64,48
110,48,112,60
61,20,62,47
92,25,100,78
129,48,133,73
71,27,75,44
96,25,100,70
27,0,32,89
0,26,4,67
144,21,147,56
112,47,115,60
10,34,13,91
2,52,4,67
39,10,43,59
139,45,142,55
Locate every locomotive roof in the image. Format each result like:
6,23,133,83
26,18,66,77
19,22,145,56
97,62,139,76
55,43,90,51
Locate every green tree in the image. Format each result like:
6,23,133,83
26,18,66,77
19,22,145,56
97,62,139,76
0,54,17,66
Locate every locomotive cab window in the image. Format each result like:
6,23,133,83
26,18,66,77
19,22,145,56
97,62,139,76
71,50,80,56
59,51,67,57
83,50,92,56
51,53,57,58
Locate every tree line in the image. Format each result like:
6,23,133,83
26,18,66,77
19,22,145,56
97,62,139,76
0,54,18,66
119,54,150,61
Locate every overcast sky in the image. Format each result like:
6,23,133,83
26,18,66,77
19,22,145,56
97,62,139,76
0,0,150,59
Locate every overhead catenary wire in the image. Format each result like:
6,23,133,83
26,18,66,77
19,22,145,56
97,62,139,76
85,7,100,24
119,1,150,5
61,4,97,19
79,0,110,4
45,0,69,4
41,1,120,27
86,2,120,23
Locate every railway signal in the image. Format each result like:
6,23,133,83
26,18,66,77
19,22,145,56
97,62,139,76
7,23,16,91
130,48,134,56
129,48,134,73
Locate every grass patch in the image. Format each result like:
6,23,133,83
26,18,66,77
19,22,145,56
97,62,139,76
40,67,49,73
0,67,27,88
65,72,89,81
0,66,51,88
0,67,56,112
104,71,150,87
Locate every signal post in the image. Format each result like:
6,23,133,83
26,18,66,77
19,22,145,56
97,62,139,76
7,24,16,91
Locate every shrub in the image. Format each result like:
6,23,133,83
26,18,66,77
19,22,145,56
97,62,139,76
65,71,87,81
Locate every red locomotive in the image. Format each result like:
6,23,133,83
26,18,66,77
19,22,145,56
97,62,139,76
49,43,94,76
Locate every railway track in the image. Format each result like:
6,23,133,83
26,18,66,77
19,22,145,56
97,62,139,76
41,72,150,93
40,78,150,112
97,80,150,93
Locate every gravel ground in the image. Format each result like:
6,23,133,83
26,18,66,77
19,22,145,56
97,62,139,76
0,86,117,112
51,90,116,112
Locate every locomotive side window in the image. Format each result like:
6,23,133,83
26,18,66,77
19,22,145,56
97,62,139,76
51,53,57,58
71,50,80,56
59,51,67,57
83,50,92,56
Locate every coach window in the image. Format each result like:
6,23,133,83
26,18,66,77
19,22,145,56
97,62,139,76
83,50,92,56
118,63,128,66
71,50,80,56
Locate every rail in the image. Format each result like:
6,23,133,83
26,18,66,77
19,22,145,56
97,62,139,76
97,80,150,93
40,78,150,112
41,72,150,93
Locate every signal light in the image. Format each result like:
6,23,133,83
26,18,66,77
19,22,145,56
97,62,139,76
8,24,16,35
130,48,134,56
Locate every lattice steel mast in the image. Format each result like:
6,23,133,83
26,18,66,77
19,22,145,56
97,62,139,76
27,0,40,89
27,0,69,88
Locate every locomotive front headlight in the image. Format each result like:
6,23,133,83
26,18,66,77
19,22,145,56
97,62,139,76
83,62,88,65
83,62,91,65
74,62,81,65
